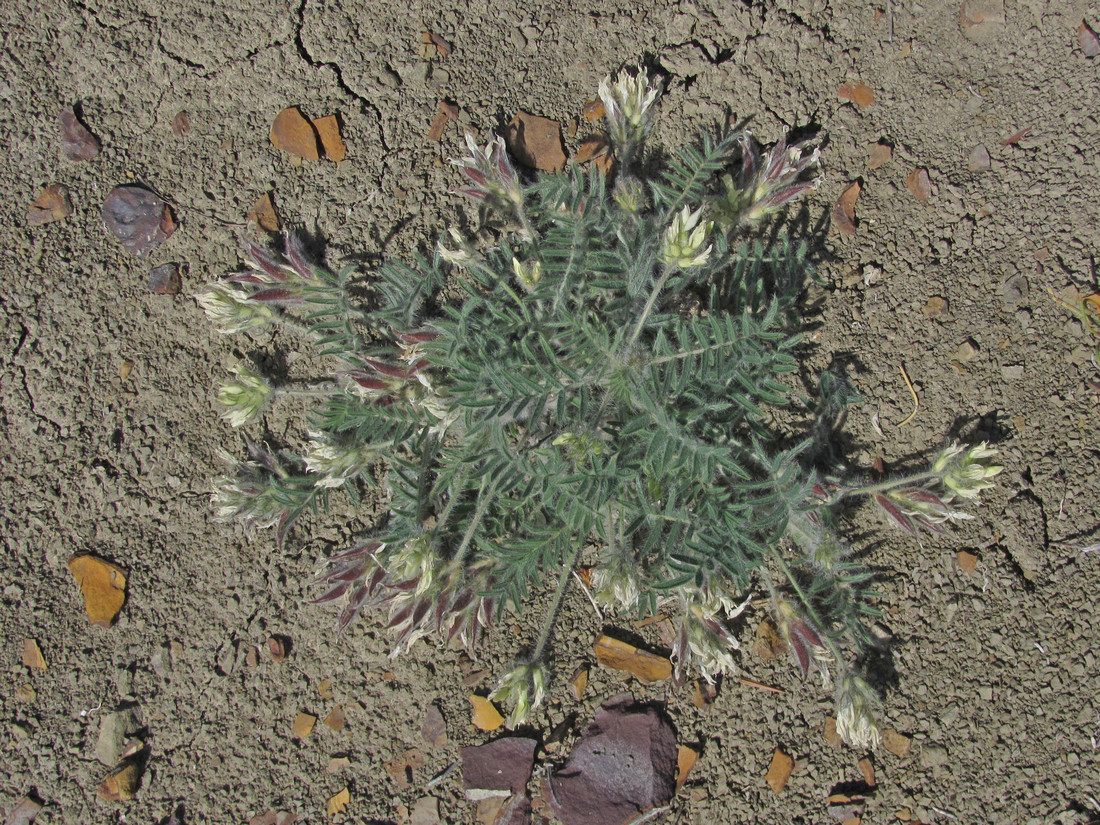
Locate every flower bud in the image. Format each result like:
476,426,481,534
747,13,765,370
512,256,542,291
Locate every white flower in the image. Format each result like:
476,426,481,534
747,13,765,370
598,66,663,148
196,284,275,334
303,432,378,488
661,206,713,269
216,363,273,427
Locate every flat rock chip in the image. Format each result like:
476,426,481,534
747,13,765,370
506,111,567,172
270,106,320,160
28,184,73,225
101,185,177,257
461,737,537,800
148,263,182,295
544,697,677,825
58,105,101,160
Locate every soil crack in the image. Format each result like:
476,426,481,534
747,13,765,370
293,0,389,152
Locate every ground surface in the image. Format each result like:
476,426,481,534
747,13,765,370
2,0,1099,823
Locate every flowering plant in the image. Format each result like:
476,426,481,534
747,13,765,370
198,66,999,744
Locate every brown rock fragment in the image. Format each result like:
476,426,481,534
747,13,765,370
881,727,912,757
58,105,101,160
461,737,537,800
544,697,677,825
506,111,567,172
957,550,979,574
147,263,183,295
171,110,191,137
248,192,280,233
312,114,346,161
270,106,321,160
27,184,73,225
101,185,176,257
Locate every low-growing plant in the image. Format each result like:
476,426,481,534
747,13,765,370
199,67,1000,745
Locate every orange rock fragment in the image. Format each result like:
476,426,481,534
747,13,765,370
569,665,589,701
957,550,978,574
574,134,610,165
326,786,350,817
506,111,567,172
312,115,346,162
823,716,843,749
593,634,672,683
764,747,794,793
833,181,861,235
838,82,875,107
28,184,74,225
248,193,280,233
22,638,47,669
858,755,876,787
68,554,127,627
291,712,316,739
469,695,504,731
675,745,699,794
270,106,321,160
582,99,606,121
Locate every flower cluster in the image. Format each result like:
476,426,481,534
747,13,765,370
661,206,714,269
719,132,822,227
490,661,548,729
312,538,497,651
598,65,663,154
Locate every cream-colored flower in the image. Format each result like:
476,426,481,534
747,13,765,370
598,66,663,148
196,284,275,334
217,363,273,427
490,661,548,728
303,431,378,488
934,441,1003,500
511,256,542,291
835,672,880,750
661,206,713,269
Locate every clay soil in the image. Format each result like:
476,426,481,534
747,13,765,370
3,1,1099,823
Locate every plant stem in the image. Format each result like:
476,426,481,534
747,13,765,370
531,542,583,662
627,265,674,349
453,476,498,567
832,470,941,503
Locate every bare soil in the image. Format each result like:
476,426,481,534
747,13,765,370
2,1,1099,823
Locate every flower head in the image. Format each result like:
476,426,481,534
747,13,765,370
835,672,880,750
451,134,522,209
591,555,642,612
933,441,1002,500
303,431,378,488
722,132,822,226
196,283,276,334
598,66,663,151
490,660,548,728
661,205,713,269
217,363,273,427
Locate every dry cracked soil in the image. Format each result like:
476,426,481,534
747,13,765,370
2,0,1100,823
